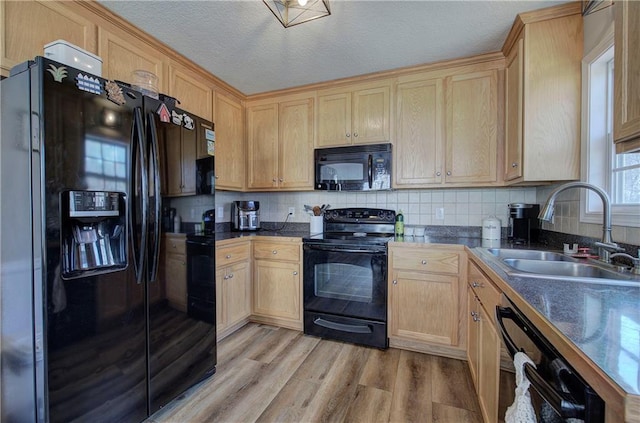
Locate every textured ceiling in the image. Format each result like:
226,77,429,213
98,0,568,95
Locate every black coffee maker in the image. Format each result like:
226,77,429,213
508,203,540,243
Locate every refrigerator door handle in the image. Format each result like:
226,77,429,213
147,112,161,283
131,107,148,284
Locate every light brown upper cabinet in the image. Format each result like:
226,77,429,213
1,0,97,77
502,4,583,184
394,64,500,188
614,0,640,153
98,27,165,92
169,65,213,121
247,95,314,191
317,81,391,147
213,92,245,190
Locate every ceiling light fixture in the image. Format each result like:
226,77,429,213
263,0,331,28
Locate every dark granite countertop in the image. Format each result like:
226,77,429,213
470,247,640,398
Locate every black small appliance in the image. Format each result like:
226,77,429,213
508,203,540,243
202,209,216,233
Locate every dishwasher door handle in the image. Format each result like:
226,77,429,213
495,305,589,421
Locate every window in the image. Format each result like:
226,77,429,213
582,30,640,228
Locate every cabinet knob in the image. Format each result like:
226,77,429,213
346,133,351,138
215,175,219,179
229,273,234,279
279,178,283,183
471,281,484,288
512,162,518,168
293,271,298,276
446,171,451,176
226,254,231,259
392,280,397,285
470,311,478,317
353,132,358,138
421,260,427,265
224,275,228,280
473,314,480,322
436,171,441,176
272,178,277,183
272,250,277,254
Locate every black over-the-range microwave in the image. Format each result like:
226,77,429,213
314,143,392,191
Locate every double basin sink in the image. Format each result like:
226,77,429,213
478,248,640,286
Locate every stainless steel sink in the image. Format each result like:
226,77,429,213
502,258,630,281
476,247,640,286
487,248,575,262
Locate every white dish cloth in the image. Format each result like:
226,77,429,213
505,351,537,423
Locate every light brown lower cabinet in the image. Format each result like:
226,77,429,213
215,240,251,340
467,260,502,423
251,239,302,330
388,243,467,358
163,234,187,312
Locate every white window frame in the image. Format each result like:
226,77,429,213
581,24,640,228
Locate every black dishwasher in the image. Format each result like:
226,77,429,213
496,296,605,423
186,236,216,325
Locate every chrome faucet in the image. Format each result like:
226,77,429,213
538,182,624,263
610,250,640,275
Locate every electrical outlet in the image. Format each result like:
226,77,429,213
288,207,295,217
435,207,444,220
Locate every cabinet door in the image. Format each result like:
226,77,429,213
165,253,187,312
164,125,183,196
352,85,391,144
181,126,197,195
278,97,314,190
504,39,524,181
214,93,245,190
1,1,97,76
395,78,444,186
225,261,251,327
169,65,213,121
195,119,215,160
215,267,226,333
98,27,164,91
247,103,279,189
614,0,640,150
390,269,459,346
467,288,480,388
317,92,351,147
445,70,498,184
478,303,500,423
253,260,300,321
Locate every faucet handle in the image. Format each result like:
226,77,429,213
594,241,625,252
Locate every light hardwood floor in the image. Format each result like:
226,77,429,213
148,323,483,423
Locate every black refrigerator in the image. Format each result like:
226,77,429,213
0,57,216,422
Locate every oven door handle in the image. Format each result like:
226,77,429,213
304,244,386,254
496,306,587,420
313,317,372,334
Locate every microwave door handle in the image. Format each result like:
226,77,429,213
368,154,373,189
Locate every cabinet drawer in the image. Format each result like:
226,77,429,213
392,249,459,274
253,241,300,262
164,235,186,255
468,262,501,313
216,242,251,265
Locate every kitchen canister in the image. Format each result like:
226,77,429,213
482,216,501,240
310,215,323,235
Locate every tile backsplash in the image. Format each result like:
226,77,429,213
168,185,639,247
170,187,536,228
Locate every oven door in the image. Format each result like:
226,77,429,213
303,242,388,347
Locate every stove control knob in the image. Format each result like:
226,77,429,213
331,211,339,219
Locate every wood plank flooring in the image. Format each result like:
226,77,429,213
147,323,483,423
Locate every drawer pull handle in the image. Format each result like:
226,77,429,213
472,281,484,288
421,260,427,265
